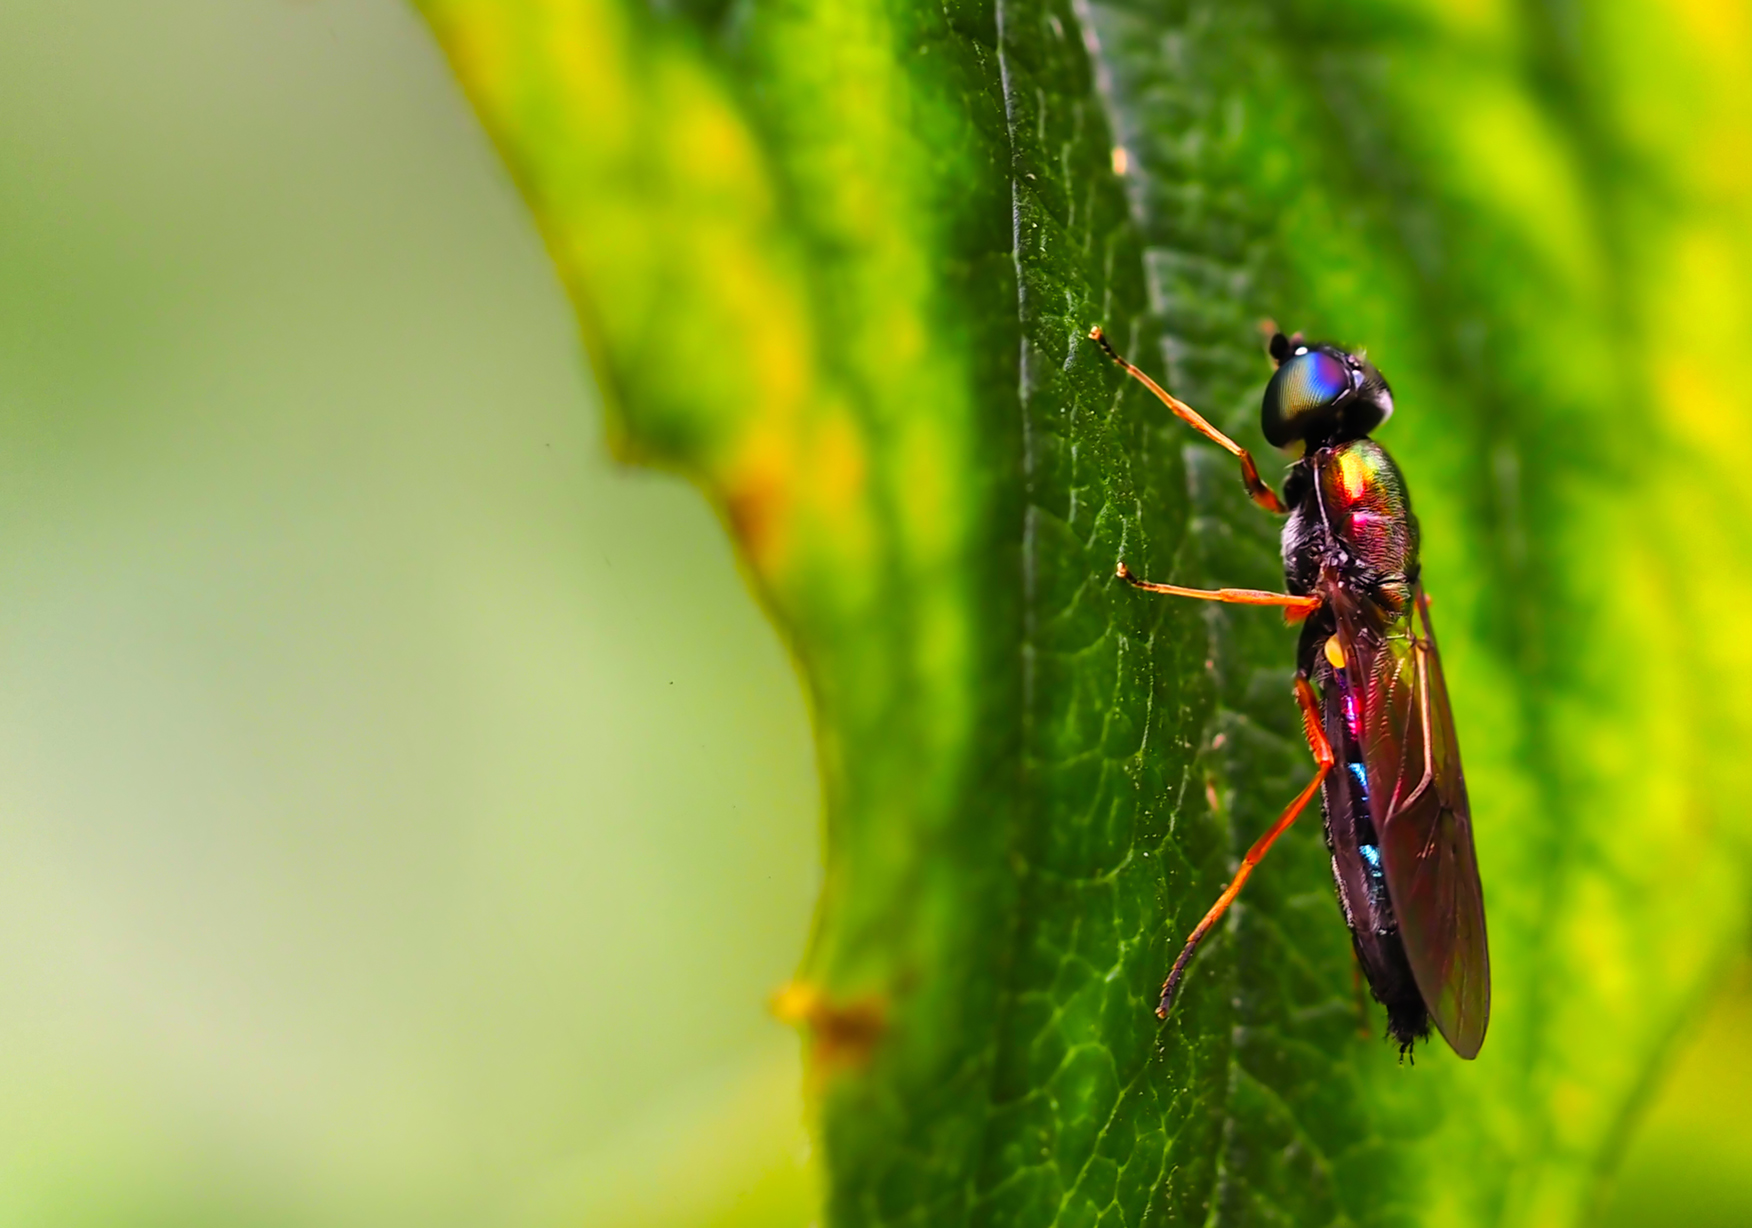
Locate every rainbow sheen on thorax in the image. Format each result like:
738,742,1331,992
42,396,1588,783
1317,439,1419,588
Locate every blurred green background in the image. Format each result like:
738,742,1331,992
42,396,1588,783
0,1,1744,1226
0,2,817,1224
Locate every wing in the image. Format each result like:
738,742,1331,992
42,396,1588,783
1331,581,1490,1058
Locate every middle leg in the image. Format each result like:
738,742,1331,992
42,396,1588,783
1117,561,1321,623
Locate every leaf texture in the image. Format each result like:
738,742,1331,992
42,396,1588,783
413,1,1752,1224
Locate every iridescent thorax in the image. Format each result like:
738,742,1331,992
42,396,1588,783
1285,439,1419,628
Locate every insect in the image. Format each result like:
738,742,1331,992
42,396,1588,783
1089,324,1489,1059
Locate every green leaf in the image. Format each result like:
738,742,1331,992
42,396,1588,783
412,1,1752,1224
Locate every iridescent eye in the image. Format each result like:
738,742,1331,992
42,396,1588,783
1262,349,1353,446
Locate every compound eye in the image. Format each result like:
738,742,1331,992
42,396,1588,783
1262,349,1352,446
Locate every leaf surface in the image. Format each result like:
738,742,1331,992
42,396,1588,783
413,1,1752,1224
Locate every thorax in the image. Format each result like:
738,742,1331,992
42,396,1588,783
1282,438,1420,604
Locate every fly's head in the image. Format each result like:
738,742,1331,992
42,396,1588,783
1262,331,1394,451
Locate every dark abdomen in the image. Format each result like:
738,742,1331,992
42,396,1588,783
1314,641,1429,1050
1287,440,1430,1051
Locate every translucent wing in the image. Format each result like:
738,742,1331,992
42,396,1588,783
1331,582,1490,1058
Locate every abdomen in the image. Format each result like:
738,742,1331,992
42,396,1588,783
1295,439,1430,1046
1315,641,1429,1047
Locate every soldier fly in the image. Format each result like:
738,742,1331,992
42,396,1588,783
1089,325,1489,1059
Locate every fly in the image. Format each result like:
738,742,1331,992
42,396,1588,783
1090,324,1490,1060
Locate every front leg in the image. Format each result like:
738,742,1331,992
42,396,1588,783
1089,326,1286,514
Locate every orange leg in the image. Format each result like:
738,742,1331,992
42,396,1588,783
1157,676,1334,1019
1117,562,1321,623
1089,326,1286,514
